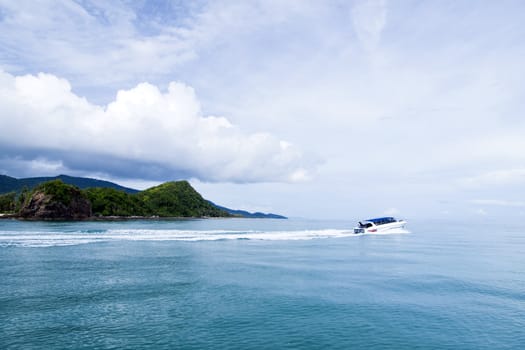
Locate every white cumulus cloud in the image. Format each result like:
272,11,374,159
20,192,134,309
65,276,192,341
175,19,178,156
0,70,314,183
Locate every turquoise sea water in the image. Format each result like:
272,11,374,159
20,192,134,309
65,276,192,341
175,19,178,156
1,218,524,349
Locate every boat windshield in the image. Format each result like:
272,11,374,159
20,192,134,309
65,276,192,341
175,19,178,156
366,217,397,226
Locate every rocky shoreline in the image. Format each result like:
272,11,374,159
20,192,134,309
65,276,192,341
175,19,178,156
0,214,239,221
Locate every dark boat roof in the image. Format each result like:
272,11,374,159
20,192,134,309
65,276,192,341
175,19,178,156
365,217,396,223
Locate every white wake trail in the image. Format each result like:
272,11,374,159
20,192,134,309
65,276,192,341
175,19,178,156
0,228,409,247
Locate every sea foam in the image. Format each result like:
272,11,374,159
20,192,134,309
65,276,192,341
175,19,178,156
0,228,409,247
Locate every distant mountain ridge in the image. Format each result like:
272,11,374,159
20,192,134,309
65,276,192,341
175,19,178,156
0,174,138,194
0,174,286,219
211,203,286,219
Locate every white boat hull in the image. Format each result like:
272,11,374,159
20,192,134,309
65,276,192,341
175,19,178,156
353,218,406,234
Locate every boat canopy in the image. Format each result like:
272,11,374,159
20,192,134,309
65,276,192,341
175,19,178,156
365,217,397,225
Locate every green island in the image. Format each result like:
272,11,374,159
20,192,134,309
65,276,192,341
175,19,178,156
0,176,286,220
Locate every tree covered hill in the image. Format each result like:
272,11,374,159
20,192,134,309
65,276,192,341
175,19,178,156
18,180,92,220
84,181,229,217
137,181,227,217
0,175,287,219
6,179,231,219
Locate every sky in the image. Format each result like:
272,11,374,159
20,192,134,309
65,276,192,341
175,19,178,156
1,0,525,220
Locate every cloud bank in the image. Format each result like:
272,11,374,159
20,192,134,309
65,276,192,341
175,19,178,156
0,70,313,183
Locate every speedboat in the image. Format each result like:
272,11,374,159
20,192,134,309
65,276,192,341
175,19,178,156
353,217,406,234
